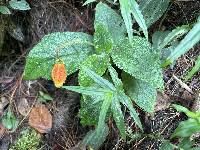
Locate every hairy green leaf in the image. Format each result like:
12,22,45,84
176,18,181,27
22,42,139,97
119,92,143,130
108,64,123,91
95,3,126,43
122,72,157,113
83,68,116,91
140,0,170,28
81,123,109,150
0,6,11,14
162,18,200,67
79,54,109,87
119,0,133,42
185,55,200,81
94,23,113,54
111,36,164,89
24,32,94,80
112,95,126,139
9,0,30,10
129,0,148,39
96,95,112,136
62,86,110,97
79,95,102,125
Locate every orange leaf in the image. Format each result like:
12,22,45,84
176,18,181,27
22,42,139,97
51,63,67,88
29,105,52,133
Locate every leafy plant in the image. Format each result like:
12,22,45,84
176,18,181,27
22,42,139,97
23,2,164,148
37,91,53,103
83,0,170,42
9,128,41,150
184,55,200,81
161,17,200,67
1,108,19,130
0,0,30,14
160,104,200,150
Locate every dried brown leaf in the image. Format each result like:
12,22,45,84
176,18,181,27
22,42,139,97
17,98,30,116
0,124,5,139
28,105,52,133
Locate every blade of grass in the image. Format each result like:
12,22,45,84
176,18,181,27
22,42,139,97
184,55,200,81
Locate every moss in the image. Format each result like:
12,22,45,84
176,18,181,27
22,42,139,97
9,129,41,150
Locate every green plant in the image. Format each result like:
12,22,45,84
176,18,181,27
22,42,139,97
1,108,19,131
184,55,200,81
160,16,200,67
0,0,30,55
160,104,200,150
83,0,170,42
24,2,163,149
23,1,200,149
9,128,41,150
0,0,30,14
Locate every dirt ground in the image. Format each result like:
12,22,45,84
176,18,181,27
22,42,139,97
0,0,200,150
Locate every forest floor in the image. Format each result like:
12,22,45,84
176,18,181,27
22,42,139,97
0,0,200,150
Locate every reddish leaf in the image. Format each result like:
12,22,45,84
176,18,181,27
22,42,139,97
28,105,52,133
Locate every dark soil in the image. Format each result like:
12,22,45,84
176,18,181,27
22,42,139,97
0,0,200,150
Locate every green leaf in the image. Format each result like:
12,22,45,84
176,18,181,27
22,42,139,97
122,72,157,113
83,68,116,91
96,94,112,136
162,18,200,67
7,19,24,42
119,92,143,130
0,6,11,14
129,0,148,39
160,140,174,150
94,23,113,54
2,109,19,130
81,123,109,150
172,104,198,119
190,147,200,150
95,3,126,43
108,64,123,91
83,0,96,6
152,31,170,50
79,54,109,87
9,0,30,10
185,55,200,81
158,25,190,50
79,95,102,125
178,138,194,150
62,86,110,97
140,0,170,28
111,36,164,89
171,118,200,138
38,91,53,103
24,32,94,80
111,95,126,139
119,0,133,42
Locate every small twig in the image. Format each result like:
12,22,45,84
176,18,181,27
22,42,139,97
173,74,193,93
